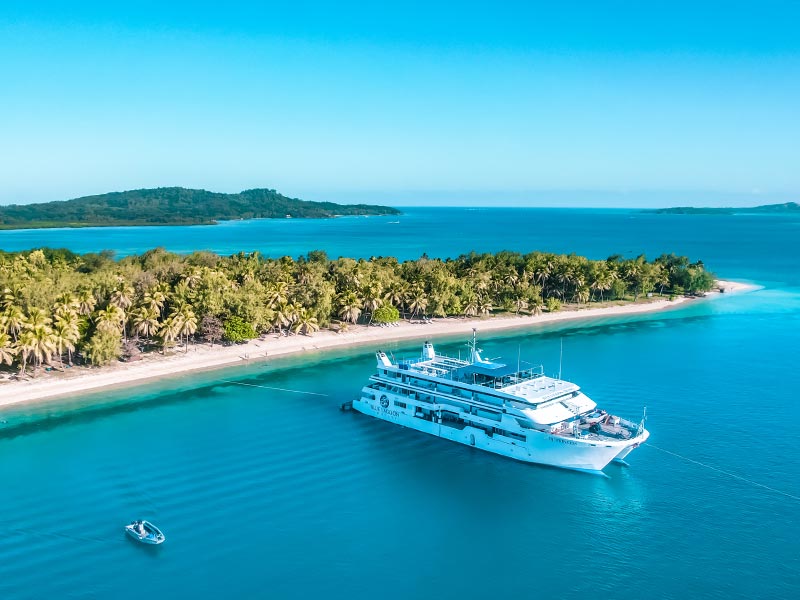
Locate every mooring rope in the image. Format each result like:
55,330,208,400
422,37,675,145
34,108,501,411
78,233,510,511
218,379,328,397
646,443,800,502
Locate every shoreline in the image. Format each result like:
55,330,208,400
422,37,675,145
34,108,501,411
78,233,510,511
0,279,758,408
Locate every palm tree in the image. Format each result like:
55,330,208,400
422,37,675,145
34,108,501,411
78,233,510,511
383,282,408,314
292,307,320,336
283,303,300,334
76,289,96,316
109,281,135,340
590,268,614,303
504,271,520,290
265,281,290,308
362,285,383,323
530,295,544,316
0,331,16,366
52,319,78,368
2,304,24,341
336,291,363,324
1,285,24,311
656,265,670,296
94,306,124,334
271,302,293,336
472,272,492,294
15,329,37,376
171,280,193,306
53,292,79,315
477,296,493,316
462,293,479,318
557,267,574,300
575,286,590,304
131,306,160,344
182,267,203,289
24,307,51,330
174,305,198,352
406,289,428,320
158,316,181,354
142,284,168,317
108,278,135,311
24,322,55,375
513,295,529,316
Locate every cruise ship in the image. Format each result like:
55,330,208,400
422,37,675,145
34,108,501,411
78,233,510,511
353,331,649,472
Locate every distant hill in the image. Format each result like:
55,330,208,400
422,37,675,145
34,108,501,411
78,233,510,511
647,202,800,215
0,187,401,229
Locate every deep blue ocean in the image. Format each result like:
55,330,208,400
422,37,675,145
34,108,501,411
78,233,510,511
1,208,798,599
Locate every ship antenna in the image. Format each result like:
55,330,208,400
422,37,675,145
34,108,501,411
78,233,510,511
558,337,563,380
517,345,521,374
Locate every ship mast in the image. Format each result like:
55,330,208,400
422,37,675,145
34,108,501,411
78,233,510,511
469,328,479,363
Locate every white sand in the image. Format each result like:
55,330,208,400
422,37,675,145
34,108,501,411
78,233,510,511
0,279,758,407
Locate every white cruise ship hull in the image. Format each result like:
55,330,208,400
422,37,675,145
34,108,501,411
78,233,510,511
353,393,648,473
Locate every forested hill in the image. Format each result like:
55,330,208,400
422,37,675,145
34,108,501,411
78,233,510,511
646,202,800,215
0,187,401,229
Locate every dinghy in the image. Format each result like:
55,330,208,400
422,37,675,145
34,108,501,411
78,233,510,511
125,520,165,545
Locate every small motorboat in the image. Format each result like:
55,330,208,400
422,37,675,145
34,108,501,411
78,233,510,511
125,520,165,545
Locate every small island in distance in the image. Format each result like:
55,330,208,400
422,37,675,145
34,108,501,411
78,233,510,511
646,201,799,215
0,187,401,229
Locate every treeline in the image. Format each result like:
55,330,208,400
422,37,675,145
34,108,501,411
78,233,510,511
649,201,800,215
0,187,401,229
0,248,714,373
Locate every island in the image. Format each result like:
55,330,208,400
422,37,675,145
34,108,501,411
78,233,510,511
646,201,800,215
0,246,750,407
0,187,401,229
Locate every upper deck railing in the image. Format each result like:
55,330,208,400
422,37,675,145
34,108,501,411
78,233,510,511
395,352,546,389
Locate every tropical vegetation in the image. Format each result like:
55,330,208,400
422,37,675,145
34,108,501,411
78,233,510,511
0,247,714,374
0,187,401,229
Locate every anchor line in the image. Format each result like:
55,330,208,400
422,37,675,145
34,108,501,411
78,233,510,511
646,443,800,502
218,380,328,397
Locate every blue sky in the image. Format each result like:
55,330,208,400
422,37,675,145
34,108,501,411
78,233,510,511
1,1,798,207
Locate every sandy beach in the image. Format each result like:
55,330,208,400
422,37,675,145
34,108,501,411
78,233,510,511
0,279,757,407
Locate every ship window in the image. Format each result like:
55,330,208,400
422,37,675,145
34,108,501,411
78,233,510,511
394,401,407,409
493,428,526,442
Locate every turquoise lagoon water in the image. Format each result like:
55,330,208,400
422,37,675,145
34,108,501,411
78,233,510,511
1,209,799,599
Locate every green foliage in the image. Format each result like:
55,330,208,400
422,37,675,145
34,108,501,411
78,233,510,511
545,297,562,312
83,329,122,365
0,187,401,229
223,316,257,343
0,246,715,373
373,305,400,324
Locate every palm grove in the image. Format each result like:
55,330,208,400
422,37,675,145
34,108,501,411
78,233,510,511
0,248,713,374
